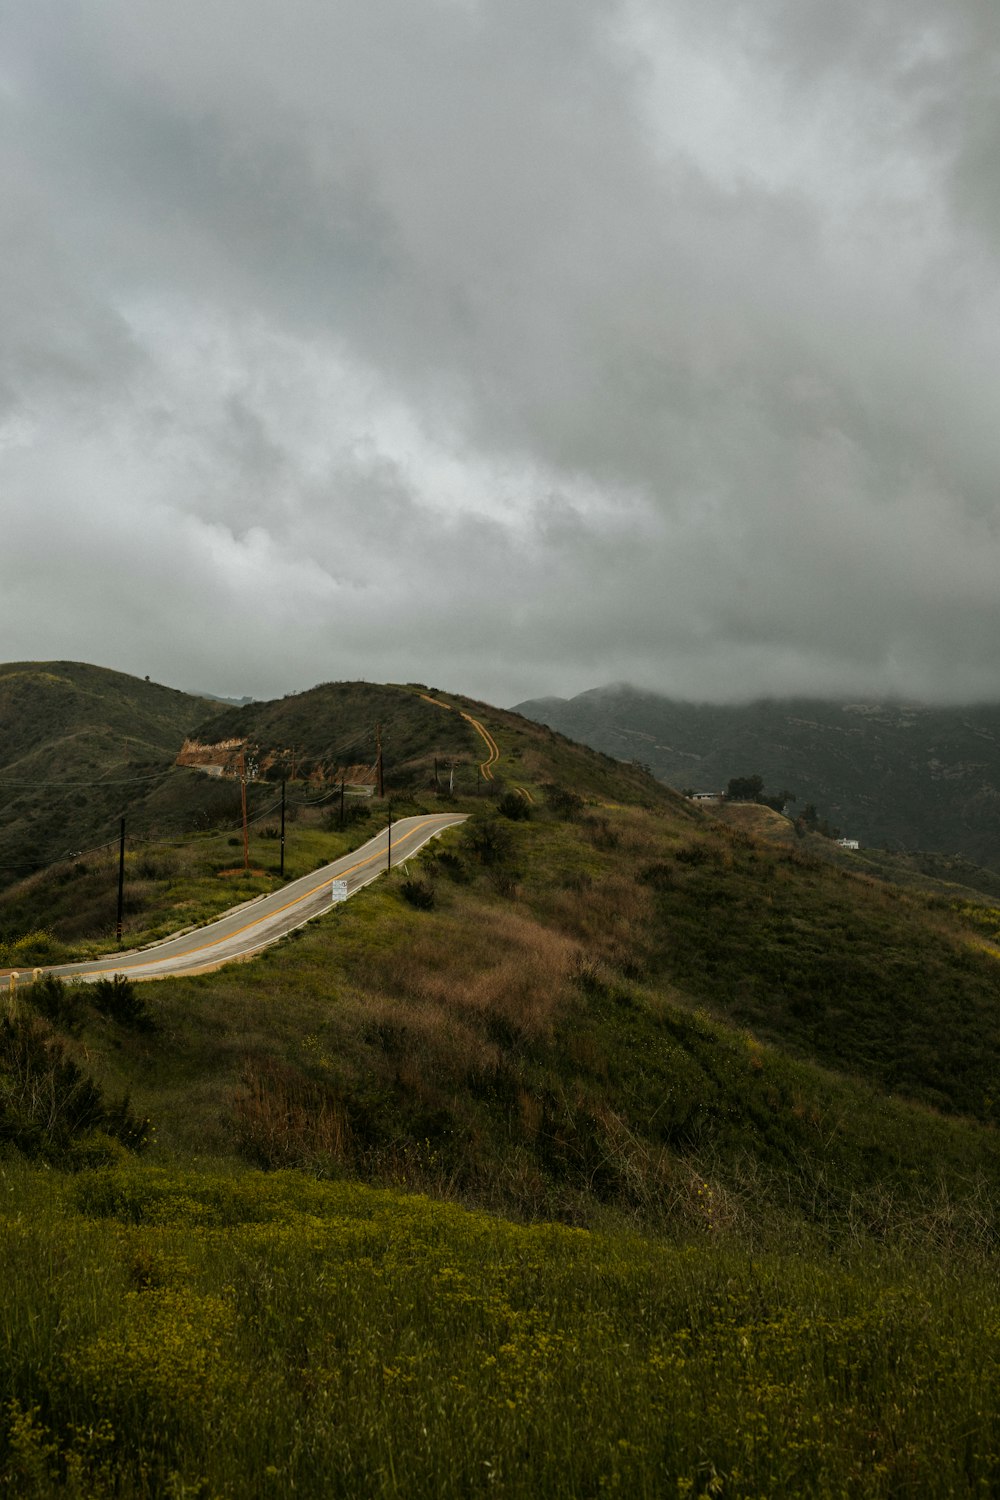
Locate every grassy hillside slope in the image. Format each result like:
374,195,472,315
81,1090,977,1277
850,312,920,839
5,701,1000,1217
6,677,1000,1493
0,662,217,888
0,677,666,953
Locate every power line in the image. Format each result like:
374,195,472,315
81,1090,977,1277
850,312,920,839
0,768,175,788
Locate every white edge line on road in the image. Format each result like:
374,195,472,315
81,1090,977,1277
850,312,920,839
128,819,461,978
3,815,467,986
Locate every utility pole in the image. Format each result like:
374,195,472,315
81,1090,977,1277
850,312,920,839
116,817,125,943
279,778,286,878
387,806,392,871
239,749,249,871
340,777,346,831
434,756,439,792
375,723,384,798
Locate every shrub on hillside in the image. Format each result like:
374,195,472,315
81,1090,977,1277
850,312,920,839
0,1013,149,1163
135,851,180,881
400,879,436,911
24,975,80,1033
675,842,710,866
91,974,152,1030
582,816,619,850
322,800,375,832
431,849,469,883
542,783,584,819
0,930,71,969
497,791,531,821
462,816,515,867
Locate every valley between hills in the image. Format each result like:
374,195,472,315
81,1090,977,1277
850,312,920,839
3,661,1000,1495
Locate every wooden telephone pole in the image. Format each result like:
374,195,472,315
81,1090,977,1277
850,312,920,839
375,723,384,798
239,749,249,871
116,817,126,943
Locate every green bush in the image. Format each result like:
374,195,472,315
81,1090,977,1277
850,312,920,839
0,1014,150,1162
24,975,80,1032
542,783,584,819
91,974,152,1031
498,791,531,821
399,878,436,911
431,849,469,883
462,816,515,867
0,930,71,969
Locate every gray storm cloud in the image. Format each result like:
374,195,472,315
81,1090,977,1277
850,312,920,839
1,0,999,705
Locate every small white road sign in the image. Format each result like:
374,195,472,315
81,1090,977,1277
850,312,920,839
331,880,349,904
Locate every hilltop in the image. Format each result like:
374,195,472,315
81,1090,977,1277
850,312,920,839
0,664,577,895
0,668,666,945
180,681,478,787
515,684,1000,870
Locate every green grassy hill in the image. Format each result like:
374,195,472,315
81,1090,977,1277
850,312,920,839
184,680,479,785
6,674,1000,1493
0,662,218,888
6,1162,1000,1497
5,686,1000,1207
0,668,557,912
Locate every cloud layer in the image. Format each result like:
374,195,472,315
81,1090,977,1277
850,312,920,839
3,0,1000,704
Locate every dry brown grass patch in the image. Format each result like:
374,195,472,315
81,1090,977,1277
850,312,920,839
233,1056,351,1169
370,906,581,1045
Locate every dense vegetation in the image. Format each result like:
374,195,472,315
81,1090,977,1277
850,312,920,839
5,668,1000,1493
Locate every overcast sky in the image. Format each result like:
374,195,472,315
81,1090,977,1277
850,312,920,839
3,1,1000,706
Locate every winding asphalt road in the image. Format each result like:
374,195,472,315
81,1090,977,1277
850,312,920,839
4,813,466,987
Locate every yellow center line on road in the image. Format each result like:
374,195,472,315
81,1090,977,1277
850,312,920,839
418,691,502,782
20,816,460,982
460,712,501,781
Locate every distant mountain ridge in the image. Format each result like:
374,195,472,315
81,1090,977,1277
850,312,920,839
514,684,1000,870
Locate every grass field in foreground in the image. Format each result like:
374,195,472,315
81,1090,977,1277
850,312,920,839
3,1160,999,1499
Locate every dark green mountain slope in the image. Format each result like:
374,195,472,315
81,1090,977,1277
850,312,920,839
0,662,216,886
515,685,1000,870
